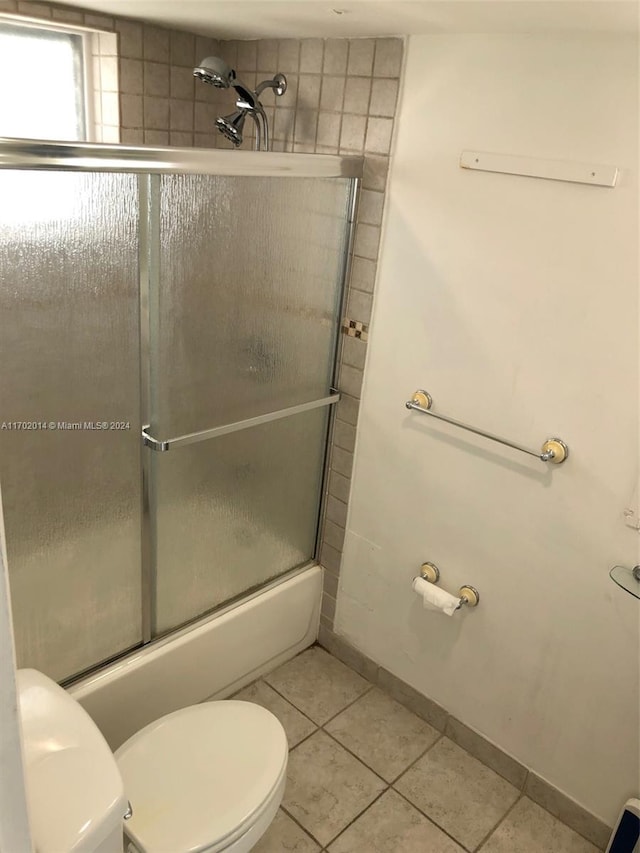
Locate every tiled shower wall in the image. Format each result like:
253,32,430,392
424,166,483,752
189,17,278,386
3,0,404,633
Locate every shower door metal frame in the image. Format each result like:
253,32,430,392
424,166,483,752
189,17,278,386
0,137,363,658
0,138,363,178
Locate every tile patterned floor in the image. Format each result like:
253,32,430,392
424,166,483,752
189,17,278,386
231,646,601,853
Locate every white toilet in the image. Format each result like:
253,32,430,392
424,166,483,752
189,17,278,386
17,669,288,853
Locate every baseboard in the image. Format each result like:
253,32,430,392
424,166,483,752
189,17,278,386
317,625,612,851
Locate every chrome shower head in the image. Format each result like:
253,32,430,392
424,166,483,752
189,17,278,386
215,109,247,146
193,55,236,88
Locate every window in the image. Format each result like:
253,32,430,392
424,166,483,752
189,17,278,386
0,20,88,141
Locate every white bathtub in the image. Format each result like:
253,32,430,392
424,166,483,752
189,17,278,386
69,564,321,749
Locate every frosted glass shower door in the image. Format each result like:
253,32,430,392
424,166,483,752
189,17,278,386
149,174,353,635
0,171,143,681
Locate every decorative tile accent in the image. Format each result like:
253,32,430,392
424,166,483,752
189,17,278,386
329,789,465,853
283,730,386,846
326,688,441,782
395,738,520,851
231,679,315,748
481,797,601,853
264,646,370,725
342,318,369,341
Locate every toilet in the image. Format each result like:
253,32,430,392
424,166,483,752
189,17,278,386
17,669,288,853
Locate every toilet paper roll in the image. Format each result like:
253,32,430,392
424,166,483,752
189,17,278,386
412,577,460,616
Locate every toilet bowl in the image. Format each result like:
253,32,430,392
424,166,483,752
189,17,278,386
17,669,288,853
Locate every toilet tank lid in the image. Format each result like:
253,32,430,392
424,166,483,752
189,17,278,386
18,669,128,853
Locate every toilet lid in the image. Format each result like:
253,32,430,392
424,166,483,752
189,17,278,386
115,701,288,853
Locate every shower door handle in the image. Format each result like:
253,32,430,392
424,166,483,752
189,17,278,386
142,390,340,453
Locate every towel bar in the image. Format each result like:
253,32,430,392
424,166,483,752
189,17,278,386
405,390,568,464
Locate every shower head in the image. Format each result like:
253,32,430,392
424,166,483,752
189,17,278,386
193,56,287,151
215,109,247,147
193,55,236,88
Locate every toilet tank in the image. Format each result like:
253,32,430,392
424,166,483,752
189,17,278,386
18,669,128,853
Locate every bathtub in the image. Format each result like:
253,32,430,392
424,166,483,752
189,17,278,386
69,564,321,749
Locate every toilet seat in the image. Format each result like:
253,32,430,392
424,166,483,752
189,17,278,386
115,701,288,853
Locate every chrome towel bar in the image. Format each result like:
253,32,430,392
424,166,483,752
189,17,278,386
405,390,568,465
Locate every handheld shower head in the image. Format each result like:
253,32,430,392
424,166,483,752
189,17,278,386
193,56,236,88
215,109,247,146
193,56,287,151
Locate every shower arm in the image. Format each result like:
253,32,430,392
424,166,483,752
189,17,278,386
255,74,287,97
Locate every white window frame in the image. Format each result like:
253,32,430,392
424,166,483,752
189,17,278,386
0,14,100,142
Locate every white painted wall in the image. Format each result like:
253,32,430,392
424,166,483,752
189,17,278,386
336,32,639,825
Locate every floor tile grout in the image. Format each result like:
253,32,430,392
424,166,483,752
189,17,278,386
280,803,327,849
264,663,375,730
388,731,445,785
320,726,390,786
474,792,524,851
391,784,472,851
320,785,390,850
256,646,600,853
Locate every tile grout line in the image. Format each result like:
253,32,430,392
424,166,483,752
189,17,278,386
388,731,446,785
319,727,390,787
243,646,607,851
263,673,375,732
279,803,328,849
316,785,391,850
391,784,474,852
474,793,525,851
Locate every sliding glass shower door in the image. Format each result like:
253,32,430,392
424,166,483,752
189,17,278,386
0,171,143,681
147,174,352,635
0,141,359,682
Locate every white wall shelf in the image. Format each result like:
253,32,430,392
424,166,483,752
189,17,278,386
460,150,618,187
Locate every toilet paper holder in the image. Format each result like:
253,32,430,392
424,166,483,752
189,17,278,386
417,562,480,609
